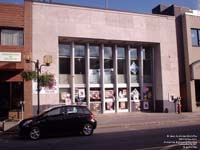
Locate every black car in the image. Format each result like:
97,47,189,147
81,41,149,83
18,105,97,140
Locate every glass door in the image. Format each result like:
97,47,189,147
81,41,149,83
0,82,23,120
0,82,10,120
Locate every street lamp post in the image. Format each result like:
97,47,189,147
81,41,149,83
26,55,52,115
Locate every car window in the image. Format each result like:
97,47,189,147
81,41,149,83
46,107,63,116
66,106,78,114
77,107,90,114
82,107,91,114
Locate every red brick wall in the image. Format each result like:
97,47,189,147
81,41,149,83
24,0,33,118
0,3,24,27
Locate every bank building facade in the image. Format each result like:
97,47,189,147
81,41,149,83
0,0,199,120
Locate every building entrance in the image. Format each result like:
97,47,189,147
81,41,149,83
0,82,23,121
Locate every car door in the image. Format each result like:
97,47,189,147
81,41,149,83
63,106,80,131
41,107,65,135
76,106,90,126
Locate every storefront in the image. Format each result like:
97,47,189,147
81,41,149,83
58,41,154,113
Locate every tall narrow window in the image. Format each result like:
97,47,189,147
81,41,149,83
59,44,71,74
191,29,199,46
90,45,100,84
75,45,85,74
59,43,71,84
117,47,126,83
104,46,113,83
130,48,139,83
1,29,23,46
143,48,152,83
117,47,126,74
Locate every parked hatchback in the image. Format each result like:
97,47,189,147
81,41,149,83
18,105,97,140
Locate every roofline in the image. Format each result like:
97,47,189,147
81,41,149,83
32,0,175,18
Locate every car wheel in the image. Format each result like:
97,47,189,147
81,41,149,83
29,127,40,140
82,123,93,136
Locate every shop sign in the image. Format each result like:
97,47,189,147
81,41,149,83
0,52,21,62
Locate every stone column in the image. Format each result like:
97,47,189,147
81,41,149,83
71,42,75,104
127,45,132,112
114,44,118,112
139,46,144,109
100,44,105,113
86,43,90,108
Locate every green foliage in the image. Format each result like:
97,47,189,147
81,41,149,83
21,71,55,88
21,71,37,81
39,73,55,88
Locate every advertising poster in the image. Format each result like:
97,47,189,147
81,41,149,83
105,89,114,98
61,92,71,105
90,90,100,101
78,88,85,98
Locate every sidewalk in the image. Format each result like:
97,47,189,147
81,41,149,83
0,112,200,135
95,112,200,129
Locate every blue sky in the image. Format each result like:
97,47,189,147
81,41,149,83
0,0,198,13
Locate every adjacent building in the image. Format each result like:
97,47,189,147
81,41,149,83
0,0,199,120
0,1,32,120
182,10,200,112
153,5,200,112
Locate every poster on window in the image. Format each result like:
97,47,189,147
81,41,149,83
118,89,127,98
105,90,114,98
61,92,71,105
143,87,152,100
106,102,114,110
78,89,85,98
119,102,127,109
90,90,100,101
91,103,101,112
131,88,140,102
143,101,149,110
130,61,138,74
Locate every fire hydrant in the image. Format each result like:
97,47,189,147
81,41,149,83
177,97,182,114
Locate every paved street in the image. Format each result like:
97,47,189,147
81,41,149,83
0,124,199,150
0,112,200,150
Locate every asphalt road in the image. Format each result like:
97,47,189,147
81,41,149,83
0,124,199,150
